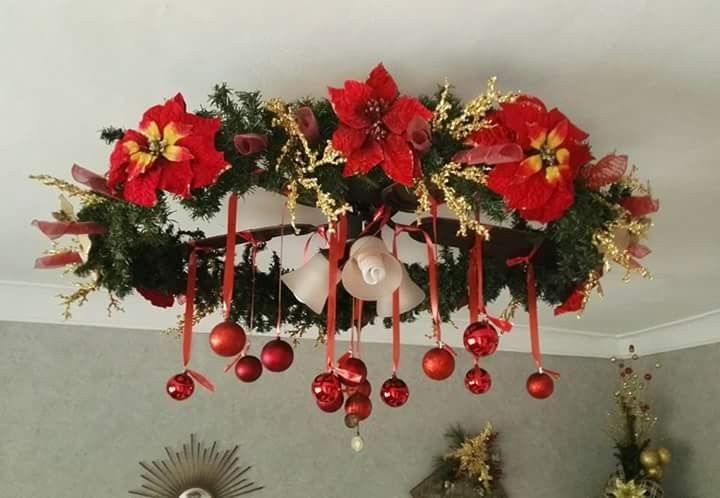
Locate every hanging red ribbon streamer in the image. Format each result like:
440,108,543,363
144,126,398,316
34,251,83,269
391,233,401,373
71,163,115,197
180,244,215,392
32,220,107,239
468,234,512,332
222,194,239,321
325,216,348,371
506,248,559,379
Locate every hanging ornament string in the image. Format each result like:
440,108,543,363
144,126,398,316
275,209,287,337
222,193,239,321
469,232,512,332
506,247,559,379
391,231,402,374
352,298,364,357
325,215,348,371
181,243,215,392
393,223,451,353
303,225,328,264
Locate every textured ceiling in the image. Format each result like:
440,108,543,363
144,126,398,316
1,0,718,338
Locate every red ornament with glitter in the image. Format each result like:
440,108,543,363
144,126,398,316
345,393,373,421
464,366,492,395
337,353,368,386
208,321,247,357
380,376,410,408
311,373,342,403
463,321,499,357
234,355,263,383
166,372,195,401
526,371,555,399
260,338,294,372
422,347,455,381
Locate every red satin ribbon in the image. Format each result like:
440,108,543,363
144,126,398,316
325,216,348,371
350,298,364,357
71,163,114,197
32,220,107,240
303,225,328,264
34,251,82,269
358,205,392,238
391,233,401,373
222,194,238,321
468,234,512,332
181,244,215,392
506,247,559,379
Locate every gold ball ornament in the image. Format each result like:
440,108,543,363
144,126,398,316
646,465,663,480
657,447,672,466
639,449,660,468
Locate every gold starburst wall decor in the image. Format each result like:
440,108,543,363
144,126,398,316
129,434,263,498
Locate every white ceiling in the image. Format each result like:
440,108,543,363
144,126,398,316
1,0,719,353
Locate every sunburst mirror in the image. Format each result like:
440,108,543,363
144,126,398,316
129,434,263,497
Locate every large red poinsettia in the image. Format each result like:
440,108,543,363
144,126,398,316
108,94,228,207
328,64,433,186
484,96,592,223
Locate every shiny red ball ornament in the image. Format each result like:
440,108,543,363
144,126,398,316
209,321,246,357
380,376,410,407
526,371,555,399
422,347,455,381
261,338,294,372
464,366,492,395
463,321,499,357
337,353,368,385
311,372,342,403
345,393,373,421
166,372,195,401
316,392,344,413
234,355,263,383
346,379,372,398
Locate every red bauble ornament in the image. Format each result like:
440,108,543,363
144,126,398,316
166,372,195,401
463,321,499,357
380,376,410,407
234,355,263,383
317,392,344,413
337,353,368,385
345,393,373,421
209,321,246,357
526,371,555,399
346,379,372,398
464,366,492,395
261,338,294,372
422,347,455,381
311,372,342,403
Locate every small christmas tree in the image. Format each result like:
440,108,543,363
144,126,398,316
603,346,671,498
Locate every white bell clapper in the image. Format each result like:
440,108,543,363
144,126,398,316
375,263,425,317
341,236,402,300
281,253,340,314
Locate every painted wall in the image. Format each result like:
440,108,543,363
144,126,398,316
0,319,652,498
648,343,720,498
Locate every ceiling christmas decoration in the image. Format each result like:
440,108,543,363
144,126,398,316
129,434,263,497
31,63,659,426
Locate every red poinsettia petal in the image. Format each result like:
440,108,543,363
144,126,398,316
332,125,368,156
382,97,433,135
343,139,384,177
554,288,585,316
504,171,558,211
381,134,415,185
547,108,588,142
137,287,175,308
620,195,660,217
365,63,398,103
465,121,511,146
190,151,229,189
122,166,162,207
486,162,521,195
170,93,187,112
499,96,547,141
140,95,186,132
566,142,593,170
519,186,575,222
158,160,193,198
580,154,628,190
328,81,373,129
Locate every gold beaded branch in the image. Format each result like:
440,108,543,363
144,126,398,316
429,162,490,238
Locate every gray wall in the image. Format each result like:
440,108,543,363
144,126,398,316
4,319,706,498
648,343,720,498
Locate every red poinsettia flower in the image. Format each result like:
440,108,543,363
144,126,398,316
485,96,593,223
328,64,433,186
108,94,228,207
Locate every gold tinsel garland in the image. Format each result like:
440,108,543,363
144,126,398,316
266,99,351,233
593,215,652,281
429,162,490,238
444,422,495,491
